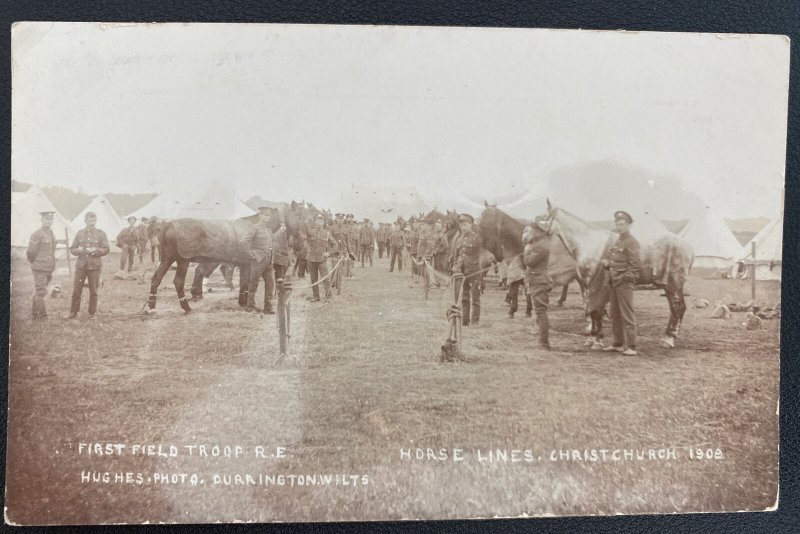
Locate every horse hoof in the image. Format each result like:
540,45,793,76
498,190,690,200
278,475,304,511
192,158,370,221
660,336,675,348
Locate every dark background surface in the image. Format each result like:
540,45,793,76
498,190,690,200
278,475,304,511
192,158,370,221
0,1,797,532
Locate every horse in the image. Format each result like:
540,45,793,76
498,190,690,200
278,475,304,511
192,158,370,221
543,200,693,348
147,201,308,313
477,205,585,312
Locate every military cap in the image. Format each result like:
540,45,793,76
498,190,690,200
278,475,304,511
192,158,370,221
127,215,137,222
363,217,370,222
614,210,633,224
335,213,344,218
38,210,55,217
84,211,97,220
346,213,354,220
457,213,475,224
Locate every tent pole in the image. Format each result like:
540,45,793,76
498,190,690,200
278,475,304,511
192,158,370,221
751,241,756,300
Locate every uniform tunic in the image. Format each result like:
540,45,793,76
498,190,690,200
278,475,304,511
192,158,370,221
358,223,375,266
306,226,337,299
453,228,482,326
247,224,275,311
26,227,56,319
116,226,139,271
604,231,641,348
389,228,406,272
70,227,110,315
524,233,552,346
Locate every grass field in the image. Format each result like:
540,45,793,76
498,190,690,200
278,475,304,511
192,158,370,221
6,252,780,524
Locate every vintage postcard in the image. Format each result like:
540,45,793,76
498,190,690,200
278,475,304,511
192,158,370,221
6,22,787,524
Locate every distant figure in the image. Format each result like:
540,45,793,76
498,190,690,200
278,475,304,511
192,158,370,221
292,229,308,279
68,211,110,319
246,206,275,314
147,216,161,263
116,216,139,272
524,217,553,349
376,223,387,259
344,213,358,277
389,221,406,272
26,210,57,320
601,210,642,356
359,217,375,268
329,213,348,288
136,217,150,267
452,213,482,326
432,220,449,277
306,213,337,301
273,223,291,285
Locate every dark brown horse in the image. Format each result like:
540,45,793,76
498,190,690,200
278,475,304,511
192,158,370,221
478,205,583,306
147,201,308,313
544,200,693,348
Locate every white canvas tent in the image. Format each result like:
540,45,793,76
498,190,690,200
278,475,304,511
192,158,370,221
335,185,431,224
128,184,255,221
679,205,743,269
736,212,783,281
11,186,75,256
630,206,673,243
73,194,127,238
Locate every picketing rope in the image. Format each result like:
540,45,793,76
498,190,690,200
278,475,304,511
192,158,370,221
289,253,348,290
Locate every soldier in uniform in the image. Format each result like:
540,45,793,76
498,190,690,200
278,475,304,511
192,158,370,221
68,212,110,319
359,217,375,268
329,213,349,287
389,222,406,272
136,217,150,267
292,230,308,279
523,217,553,349
306,213,337,301
273,221,291,285
344,214,358,277
376,223,386,259
452,213,482,326
601,210,642,356
148,216,161,263
246,206,275,314
26,210,58,320
116,216,139,272
409,220,422,277
432,220,449,286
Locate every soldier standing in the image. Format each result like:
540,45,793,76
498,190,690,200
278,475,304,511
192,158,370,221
359,217,375,268
136,217,150,267
601,210,642,356
409,220,421,277
292,230,309,279
376,223,386,259
148,216,161,263
344,214,358,277
273,223,291,284
329,213,348,287
116,216,139,272
68,212,110,319
389,222,406,272
306,214,338,301
523,217,553,349
246,206,275,314
26,210,57,320
452,213,482,326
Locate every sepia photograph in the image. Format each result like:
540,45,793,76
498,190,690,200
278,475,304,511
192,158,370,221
6,22,788,525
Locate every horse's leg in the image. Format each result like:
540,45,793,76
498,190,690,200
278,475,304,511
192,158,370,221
661,287,686,348
555,283,569,307
173,259,192,313
587,309,605,349
148,259,174,310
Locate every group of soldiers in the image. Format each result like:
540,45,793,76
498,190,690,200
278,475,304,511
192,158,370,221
25,203,642,356
115,215,163,271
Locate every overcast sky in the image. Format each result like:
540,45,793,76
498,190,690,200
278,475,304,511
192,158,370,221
12,23,789,219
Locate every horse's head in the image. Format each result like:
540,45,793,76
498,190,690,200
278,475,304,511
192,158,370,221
285,200,309,238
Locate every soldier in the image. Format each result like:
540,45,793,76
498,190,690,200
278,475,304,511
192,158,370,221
307,213,337,301
452,213,482,326
329,213,349,287
292,230,308,279
246,206,275,314
376,223,386,259
389,222,406,272
116,216,139,272
523,217,553,349
26,210,57,320
344,213,358,277
68,211,110,319
409,220,421,277
273,221,291,284
432,220,449,286
359,217,375,268
136,217,149,267
601,210,642,356
148,216,161,263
